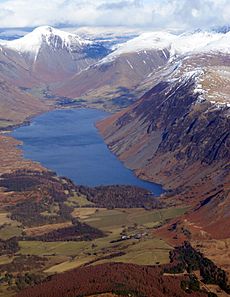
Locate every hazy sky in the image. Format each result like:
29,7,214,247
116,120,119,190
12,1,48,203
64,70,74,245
0,0,229,30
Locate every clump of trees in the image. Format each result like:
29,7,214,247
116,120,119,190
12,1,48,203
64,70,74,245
15,273,44,291
3,170,76,227
76,185,162,209
0,272,14,286
0,237,19,256
0,255,47,273
9,199,72,227
180,274,200,293
24,222,105,242
0,170,57,192
0,272,44,291
1,169,75,203
165,242,230,294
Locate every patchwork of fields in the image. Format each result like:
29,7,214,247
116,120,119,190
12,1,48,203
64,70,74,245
0,199,188,296
0,170,190,296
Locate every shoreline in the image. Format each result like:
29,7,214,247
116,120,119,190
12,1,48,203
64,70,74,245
5,107,164,195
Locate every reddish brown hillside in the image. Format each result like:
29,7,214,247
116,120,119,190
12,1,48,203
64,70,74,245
97,55,230,240
15,263,206,297
0,79,48,127
53,50,168,104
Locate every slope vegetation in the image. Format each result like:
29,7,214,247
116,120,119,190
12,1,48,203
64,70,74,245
97,53,230,240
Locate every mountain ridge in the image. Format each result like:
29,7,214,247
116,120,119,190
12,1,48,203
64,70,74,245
97,52,230,241
49,29,230,110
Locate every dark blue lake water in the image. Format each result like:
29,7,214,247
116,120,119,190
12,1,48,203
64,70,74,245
11,109,163,195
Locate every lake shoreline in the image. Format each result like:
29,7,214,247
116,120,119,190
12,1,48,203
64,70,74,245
10,108,164,195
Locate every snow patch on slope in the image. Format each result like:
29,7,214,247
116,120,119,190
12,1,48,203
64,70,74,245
111,31,174,56
205,32,230,54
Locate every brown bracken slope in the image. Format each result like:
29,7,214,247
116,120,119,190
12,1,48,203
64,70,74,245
15,262,206,297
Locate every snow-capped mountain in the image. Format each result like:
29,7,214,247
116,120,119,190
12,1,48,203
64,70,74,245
52,28,230,110
2,26,91,60
0,26,109,83
1,26,230,111
101,30,230,64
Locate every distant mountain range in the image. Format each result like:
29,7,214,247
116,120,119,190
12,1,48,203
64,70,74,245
50,29,230,108
0,24,229,294
0,25,230,121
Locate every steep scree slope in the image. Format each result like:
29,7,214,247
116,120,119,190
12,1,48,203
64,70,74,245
97,55,230,239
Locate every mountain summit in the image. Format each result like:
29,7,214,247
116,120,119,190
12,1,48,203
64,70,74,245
3,26,90,60
0,26,109,82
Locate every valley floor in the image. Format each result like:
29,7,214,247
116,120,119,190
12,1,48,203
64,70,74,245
0,110,229,297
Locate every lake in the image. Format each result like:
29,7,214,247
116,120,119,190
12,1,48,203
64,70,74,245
11,108,163,195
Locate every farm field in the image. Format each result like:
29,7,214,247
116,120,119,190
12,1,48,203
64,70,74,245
0,172,190,296
0,212,23,240
18,206,188,274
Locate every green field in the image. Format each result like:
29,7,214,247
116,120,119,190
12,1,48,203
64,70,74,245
0,213,23,240
0,225,23,240
96,238,172,266
19,241,90,257
82,207,188,230
18,207,188,274
66,192,95,207
0,255,14,265
44,255,96,273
